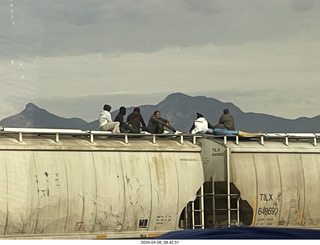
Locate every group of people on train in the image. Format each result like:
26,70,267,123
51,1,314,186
98,104,235,135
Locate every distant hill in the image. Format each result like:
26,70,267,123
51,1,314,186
1,93,320,133
0,103,91,130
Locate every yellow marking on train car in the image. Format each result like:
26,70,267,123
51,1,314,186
96,234,107,239
251,198,257,226
147,233,164,238
299,210,303,225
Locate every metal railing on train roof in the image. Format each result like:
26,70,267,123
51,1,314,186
0,126,203,144
1,126,320,146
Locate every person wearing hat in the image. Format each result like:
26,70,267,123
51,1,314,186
189,112,214,134
218,109,235,130
212,108,235,130
126,107,148,133
99,104,120,133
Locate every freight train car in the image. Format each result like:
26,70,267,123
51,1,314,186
188,133,320,230
1,127,320,239
0,128,203,239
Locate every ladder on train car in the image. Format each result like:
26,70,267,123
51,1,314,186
212,193,240,227
191,186,205,229
200,181,241,228
191,183,241,229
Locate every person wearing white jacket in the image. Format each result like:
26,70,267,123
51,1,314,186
190,113,214,134
99,104,120,133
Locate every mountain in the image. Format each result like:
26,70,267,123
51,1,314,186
1,93,320,133
134,93,320,133
0,103,91,130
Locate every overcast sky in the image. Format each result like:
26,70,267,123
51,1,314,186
1,0,320,122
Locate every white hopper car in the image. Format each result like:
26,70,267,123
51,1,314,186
0,128,203,239
0,127,320,239
196,133,320,229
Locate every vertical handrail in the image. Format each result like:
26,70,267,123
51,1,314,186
180,135,184,144
212,181,216,228
224,136,227,145
152,135,156,144
191,201,195,229
90,133,94,143
55,133,59,143
285,136,289,146
237,196,240,226
227,148,231,227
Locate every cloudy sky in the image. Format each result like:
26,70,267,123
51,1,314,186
1,0,319,122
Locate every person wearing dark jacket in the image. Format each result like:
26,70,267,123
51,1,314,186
126,107,147,133
218,109,235,130
114,106,136,133
147,110,178,134
114,106,128,133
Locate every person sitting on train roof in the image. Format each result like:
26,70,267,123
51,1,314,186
114,106,137,133
126,107,148,133
213,108,235,130
189,112,214,134
99,104,120,133
147,110,181,134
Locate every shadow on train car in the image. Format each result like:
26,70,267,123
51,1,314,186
156,227,320,239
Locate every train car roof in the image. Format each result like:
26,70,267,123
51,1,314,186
0,127,202,152
1,127,320,153
203,133,320,153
